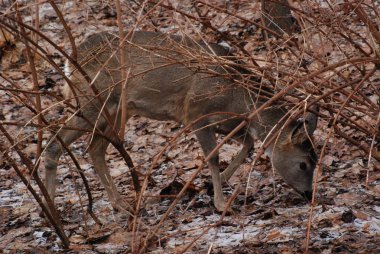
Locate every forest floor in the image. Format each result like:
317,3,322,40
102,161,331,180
0,1,379,253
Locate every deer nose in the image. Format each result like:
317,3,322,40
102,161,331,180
304,190,313,201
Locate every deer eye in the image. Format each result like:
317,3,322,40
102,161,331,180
299,162,307,171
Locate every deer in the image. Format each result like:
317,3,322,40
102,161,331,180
44,31,318,213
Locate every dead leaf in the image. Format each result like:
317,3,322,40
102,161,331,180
353,210,368,220
266,230,283,241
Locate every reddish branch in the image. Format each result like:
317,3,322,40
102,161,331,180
350,2,380,45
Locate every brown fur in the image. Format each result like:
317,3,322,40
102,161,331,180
44,31,318,212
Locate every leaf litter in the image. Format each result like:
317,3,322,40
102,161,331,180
0,0,379,253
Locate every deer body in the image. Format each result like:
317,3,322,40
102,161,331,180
45,31,317,212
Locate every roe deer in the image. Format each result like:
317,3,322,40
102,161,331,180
44,31,318,212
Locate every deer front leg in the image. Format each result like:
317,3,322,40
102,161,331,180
209,157,226,212
195,128,227,212
220,134,254,182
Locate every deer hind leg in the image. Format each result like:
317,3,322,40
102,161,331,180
195,126,227,212
44,115,90,205
220,134,254,182
88,128,134,213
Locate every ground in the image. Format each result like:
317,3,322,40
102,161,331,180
0,0,379,253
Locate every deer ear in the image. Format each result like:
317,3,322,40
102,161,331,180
291,106,319,144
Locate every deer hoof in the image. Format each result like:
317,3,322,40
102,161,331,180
214,201,232,215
